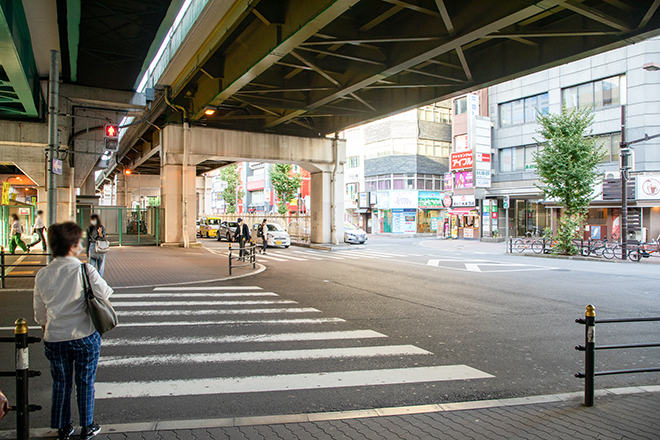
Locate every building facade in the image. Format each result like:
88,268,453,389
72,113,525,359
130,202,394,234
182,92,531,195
488,36,660,242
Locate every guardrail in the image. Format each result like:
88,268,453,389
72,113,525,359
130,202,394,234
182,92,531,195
228,240,256,275
0,248,48,289
0,318,42,440
575,305,660,406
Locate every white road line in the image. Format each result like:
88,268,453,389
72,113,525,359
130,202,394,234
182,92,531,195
290,251,324,260
102,330,388,347
115,318,345,327
95,365,494,398
116,308,320,317
112,300,296,307
153,286,263,291
465,264,482,272
255,254,290,262
259,253,307,261
112,293,279,299
98,345,431,367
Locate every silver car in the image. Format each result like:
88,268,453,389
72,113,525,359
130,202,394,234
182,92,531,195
217,221,239,241
344,222,367,244
252,222,291,248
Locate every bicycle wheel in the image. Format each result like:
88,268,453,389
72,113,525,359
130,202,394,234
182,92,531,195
531,240,545,254
628,249,642,262
514,239,526,253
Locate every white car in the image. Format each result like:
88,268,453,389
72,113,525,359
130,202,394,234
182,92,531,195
252,222,291,248
344,222,368,244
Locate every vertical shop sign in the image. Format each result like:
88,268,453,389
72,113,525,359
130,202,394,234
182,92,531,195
444,173,453,191
482,202,491,233
1,182,10,205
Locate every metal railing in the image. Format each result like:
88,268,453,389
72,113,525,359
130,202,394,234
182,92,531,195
0,319,42,440
0,248,48,289
227,240,256,275
575,305,660,406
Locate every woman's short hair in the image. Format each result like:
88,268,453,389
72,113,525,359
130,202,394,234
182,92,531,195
11,213,18,220
48,222,82,257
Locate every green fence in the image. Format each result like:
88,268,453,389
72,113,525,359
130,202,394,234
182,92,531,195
76,206,163,246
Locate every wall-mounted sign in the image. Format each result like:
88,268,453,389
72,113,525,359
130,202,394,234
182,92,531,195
455,171,473,189
475,170,491,188
444,173,453,191
450,150,473,171
358,192,370,208
476,153,491,162
452,194,476,207
443,195,453,208
1,182,9,205
52,158,62,175
390,191,418,209
454,134,468,152
376,191,390,209
418,191,443,209
18,208,30,216
637,176,660,200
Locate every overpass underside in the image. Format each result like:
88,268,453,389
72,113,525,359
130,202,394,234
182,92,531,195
165,0,660,137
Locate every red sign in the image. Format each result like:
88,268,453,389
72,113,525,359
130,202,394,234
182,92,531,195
492,212,498,219
450,150,473,171
442,195,453,208
477,153,491,162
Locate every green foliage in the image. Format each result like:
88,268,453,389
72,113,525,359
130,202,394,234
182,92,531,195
219,164,244,214
534,106,603,254
554,214,583,255
270,164,302,215
542,227,553,239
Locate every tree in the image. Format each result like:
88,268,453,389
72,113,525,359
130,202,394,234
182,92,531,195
219,164,244,214
270,164,302,214
534,106,604,254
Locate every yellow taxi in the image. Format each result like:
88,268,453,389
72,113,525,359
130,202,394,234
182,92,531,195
199,217,222,237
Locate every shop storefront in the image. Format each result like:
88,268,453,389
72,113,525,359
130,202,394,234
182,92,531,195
448,194,479,239
417,191,445,233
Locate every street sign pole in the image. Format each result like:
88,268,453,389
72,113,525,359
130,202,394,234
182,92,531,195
47,50,60,263
503,195,510,252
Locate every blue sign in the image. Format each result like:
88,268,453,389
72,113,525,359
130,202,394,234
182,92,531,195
52,158,62,175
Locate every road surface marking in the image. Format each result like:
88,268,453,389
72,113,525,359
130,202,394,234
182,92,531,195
115,318,345,327
255,254,291,262
98,345,431,367
116,307,321,317
102,330,388,347
111,300,297,307
112,292,279,298
465,264,481,272
95,365,493,398
153,286,263,291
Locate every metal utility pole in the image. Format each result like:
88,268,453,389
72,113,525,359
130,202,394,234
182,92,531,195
47,51,60,261
620,105,628,260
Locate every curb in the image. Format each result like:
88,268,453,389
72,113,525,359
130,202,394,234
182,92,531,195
7,385,660,439
517,252,628,263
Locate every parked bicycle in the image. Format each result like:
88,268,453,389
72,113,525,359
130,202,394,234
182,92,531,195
602,244,642,262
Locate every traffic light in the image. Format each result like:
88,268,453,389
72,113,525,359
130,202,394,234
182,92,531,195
503,195,510,209
104,124,119,139
104,124,119,151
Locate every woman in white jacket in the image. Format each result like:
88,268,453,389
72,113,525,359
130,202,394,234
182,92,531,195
33,222,113,440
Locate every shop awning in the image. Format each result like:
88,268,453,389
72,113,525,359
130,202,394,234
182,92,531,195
448,207,479,215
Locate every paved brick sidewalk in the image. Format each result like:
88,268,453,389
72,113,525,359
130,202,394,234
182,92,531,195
13,387,659,440
1,244,261,290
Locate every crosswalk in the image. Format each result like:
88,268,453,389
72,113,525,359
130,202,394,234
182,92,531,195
207,247,424,263
95,285,493,403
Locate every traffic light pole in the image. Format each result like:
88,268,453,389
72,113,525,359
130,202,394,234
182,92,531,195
47,50,60,262
620,105,627,260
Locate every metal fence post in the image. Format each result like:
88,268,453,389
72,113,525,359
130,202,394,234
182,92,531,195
15,318,30,440
1,247,5,289
228,243,232,276
584,304,595,407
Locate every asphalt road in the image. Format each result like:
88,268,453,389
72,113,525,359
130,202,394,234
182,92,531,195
2,235,659,430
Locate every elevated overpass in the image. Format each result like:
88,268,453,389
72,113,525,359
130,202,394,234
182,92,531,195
2,0,660,244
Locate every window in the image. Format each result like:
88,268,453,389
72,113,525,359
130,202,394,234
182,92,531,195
514,147,525,171
563,75,622,110
393,174,405,190
595,132,622,163
500,92,548,126
418,104,452,123
454,97,467,115
417,140,451,158
525,145,538,170
378,174,391,190
347,156,360,168
500,148,512,173
365,178,377,191
251,190,264,204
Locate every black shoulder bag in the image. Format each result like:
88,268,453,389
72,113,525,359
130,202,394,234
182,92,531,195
81,263,118,335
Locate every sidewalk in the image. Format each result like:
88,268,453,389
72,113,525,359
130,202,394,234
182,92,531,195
0,244,261,291
18,386,660,439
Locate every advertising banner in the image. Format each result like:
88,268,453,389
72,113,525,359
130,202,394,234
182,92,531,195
454,134,468,152
450,150,473,171
392,209,417,233
455,171,473,189
376,191,390,209
475,170,491,187
359,192,370,208
390,191,418,209
444,173,453,191
1,182,9,205
452,194,476,207
418,191,443,209
637,176,660,200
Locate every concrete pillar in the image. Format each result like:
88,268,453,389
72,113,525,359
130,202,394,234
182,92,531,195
310,165,344,244
161,163,196,246
115,174,127,206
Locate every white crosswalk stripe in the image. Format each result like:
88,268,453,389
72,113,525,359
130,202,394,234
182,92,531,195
97,284,494,401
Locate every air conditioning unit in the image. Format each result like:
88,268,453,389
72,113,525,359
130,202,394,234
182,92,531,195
604,171,619,179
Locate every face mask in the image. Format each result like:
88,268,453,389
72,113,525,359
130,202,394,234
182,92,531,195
74,241,83,256
91,220,97,226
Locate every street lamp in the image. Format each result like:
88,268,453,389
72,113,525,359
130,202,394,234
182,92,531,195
124,168,141,209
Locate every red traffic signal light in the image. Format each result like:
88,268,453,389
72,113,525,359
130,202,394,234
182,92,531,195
104,124,119,139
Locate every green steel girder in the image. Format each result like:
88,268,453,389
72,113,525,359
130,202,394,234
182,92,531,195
0,0,40,118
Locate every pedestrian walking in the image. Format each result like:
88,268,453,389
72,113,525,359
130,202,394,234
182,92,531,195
33,222,113,440
86,214,107,277
8,213,29,254
28,210,47,252
234,217,251,260
257,218,268,255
